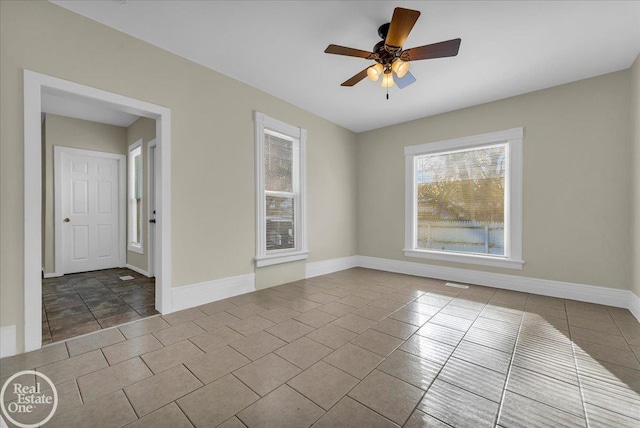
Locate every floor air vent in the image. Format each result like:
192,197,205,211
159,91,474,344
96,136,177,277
444,282,469,289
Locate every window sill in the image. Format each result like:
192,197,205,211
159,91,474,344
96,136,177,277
128,244,144,255
403,249,524,270
255,251,309,267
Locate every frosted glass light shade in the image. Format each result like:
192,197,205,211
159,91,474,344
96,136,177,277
392,59,409,78
381,71,395,88
367,63,383,81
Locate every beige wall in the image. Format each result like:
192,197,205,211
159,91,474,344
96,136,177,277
41,114,128,274
0,1,357,352
357,70,633,290
632,55,640,298
255,262,306,291
126,117,156,273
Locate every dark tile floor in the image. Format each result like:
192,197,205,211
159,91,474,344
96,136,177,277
42,268,158,344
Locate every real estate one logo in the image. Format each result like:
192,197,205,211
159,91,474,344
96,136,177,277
0,370,58,428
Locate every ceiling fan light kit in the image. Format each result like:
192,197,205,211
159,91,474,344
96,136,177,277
381,70,395,88
367,63,384,81
324,7,461,99
391,59,409,78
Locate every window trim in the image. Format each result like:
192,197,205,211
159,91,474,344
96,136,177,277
254,112,308,267
404,127,524,270
128,139,143,254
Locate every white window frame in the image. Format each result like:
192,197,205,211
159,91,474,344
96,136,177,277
404,127,524,270
254,112,308,267
128,139,143,254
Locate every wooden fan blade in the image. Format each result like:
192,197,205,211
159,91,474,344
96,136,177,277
341,68,370,87
325,44,377,60
385,8,421,50
401,38,461,61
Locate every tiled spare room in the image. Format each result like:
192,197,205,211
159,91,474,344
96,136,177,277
42,269,158,344
2,268,640,427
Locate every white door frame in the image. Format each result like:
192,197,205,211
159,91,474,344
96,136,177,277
53,146,127,275
147,139,157,277
24,70,173,352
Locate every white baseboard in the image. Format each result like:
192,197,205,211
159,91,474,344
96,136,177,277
630,291,640,322
0,325,17,358
125,264,152,278
305,256,359,279
357,255,632,310
43,272,63,279
172,274,255,312
305,255,638,320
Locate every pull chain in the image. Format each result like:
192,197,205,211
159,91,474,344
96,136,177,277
386,84,389,100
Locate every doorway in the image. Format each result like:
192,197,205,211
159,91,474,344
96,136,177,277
42,118,160,343
24,70,172,352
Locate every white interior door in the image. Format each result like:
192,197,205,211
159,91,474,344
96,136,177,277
56,147,125,274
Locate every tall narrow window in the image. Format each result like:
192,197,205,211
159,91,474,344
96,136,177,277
404,128,523,269
128,140,143,253
255,112,307,267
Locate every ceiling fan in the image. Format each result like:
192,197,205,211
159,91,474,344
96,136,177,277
324,7,461,98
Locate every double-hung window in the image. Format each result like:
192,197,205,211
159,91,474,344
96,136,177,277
404,128,524,269
128,140,143,253
254,112,308,267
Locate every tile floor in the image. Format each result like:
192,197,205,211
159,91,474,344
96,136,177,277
42,268,158,343
2,268,639,427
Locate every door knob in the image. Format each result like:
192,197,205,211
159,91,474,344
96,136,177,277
149,219,156,224
64,218,70,223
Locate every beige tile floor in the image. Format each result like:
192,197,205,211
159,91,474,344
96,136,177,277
2,268,640,427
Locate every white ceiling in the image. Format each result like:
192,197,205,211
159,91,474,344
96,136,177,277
42,90,140,127
51,1,640,133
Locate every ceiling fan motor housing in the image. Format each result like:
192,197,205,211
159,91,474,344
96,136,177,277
375,22,403,68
